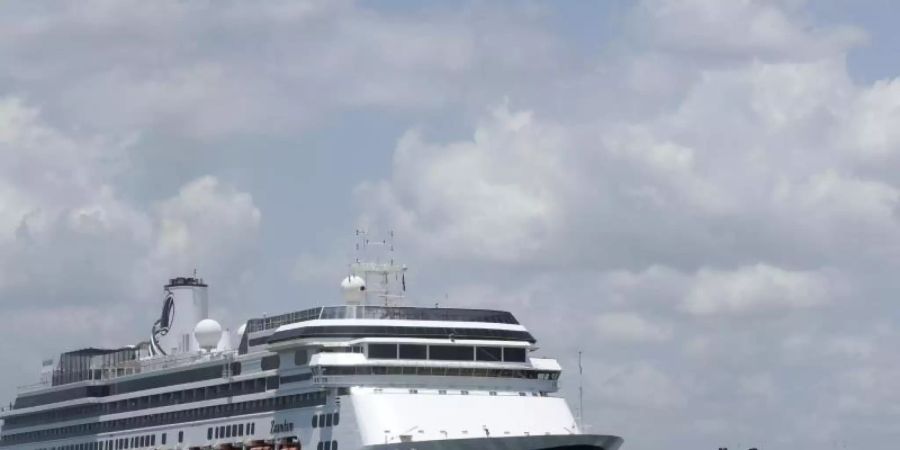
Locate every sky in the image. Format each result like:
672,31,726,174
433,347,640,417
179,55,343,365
1,0,900,448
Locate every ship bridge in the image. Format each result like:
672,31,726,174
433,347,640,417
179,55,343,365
240,306,536,354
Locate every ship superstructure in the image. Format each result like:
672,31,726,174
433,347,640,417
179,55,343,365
0,238,623,450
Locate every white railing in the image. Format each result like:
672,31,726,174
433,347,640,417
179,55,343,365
15,350,239,395
134,349,237,373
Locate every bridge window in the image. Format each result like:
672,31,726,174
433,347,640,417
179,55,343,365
503,347,527,362
398,344,427,360
368,343,398,359
476,346,502,361
429,345,473,361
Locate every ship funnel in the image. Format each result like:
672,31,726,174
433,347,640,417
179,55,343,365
149,276,209,356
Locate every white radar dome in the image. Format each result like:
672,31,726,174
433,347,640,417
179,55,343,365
341,275,366,304
194,319,223,351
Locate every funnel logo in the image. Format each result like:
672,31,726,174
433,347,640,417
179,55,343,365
149,290,176,356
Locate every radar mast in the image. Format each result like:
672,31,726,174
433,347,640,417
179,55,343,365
345,229,407,306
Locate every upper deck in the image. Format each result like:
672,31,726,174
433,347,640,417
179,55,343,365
245,305,520,333
239,306,533,353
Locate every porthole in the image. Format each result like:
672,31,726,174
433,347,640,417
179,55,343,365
311,415,318,428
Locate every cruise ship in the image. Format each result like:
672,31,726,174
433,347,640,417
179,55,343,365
0,240,623,450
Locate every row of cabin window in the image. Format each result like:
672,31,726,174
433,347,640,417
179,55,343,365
2,392,326,446
317,440,338,450
311,412,340,428
367,344,527,362
5,376,278,430
207,422,255,440
16,364,230,410
36,431,181,450
315,365,560,380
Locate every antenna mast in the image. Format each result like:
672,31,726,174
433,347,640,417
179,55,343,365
352,229,407,306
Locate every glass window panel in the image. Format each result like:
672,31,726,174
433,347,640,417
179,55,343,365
398,344,427,360
368,344,398,359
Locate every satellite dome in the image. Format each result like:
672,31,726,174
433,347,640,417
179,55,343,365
341,275,366,304
194,319,223,351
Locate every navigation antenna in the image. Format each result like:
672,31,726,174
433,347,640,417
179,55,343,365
578,350,584,432
349,229,408,306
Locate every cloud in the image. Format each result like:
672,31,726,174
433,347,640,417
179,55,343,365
0,0,561,139
594,362,687,410
594,312,672,342
358,104,569,264
838,78,900,160
145,176,261,281
630,0,867,61
682,264,831,316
